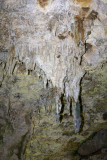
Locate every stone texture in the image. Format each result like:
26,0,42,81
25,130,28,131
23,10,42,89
0,63,55,160
0,0,107,132
0,0,107,160
78,129,107,156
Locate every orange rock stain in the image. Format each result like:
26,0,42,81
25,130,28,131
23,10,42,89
74,0,92,7
37,0,49,8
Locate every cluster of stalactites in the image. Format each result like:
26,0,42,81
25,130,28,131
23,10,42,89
55,88,81,133
6,54,82,133
6,32,84,133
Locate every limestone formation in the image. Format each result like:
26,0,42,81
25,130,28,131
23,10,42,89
0,0,107,160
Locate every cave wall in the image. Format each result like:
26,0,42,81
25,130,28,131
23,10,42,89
0,0,107,160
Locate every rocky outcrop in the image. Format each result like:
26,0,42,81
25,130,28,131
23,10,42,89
0,0,107,160
78,129,107,160
78,129,107,156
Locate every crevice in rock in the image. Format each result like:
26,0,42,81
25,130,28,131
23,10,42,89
87,10,98,20
18,131,30,160
28,69,33,75
70,97,72,116
12,62,17,75
85,43,92,52
46,79,49,88
0,62,6,87
79,83,84,132
79,73,86,132
59,93,65,122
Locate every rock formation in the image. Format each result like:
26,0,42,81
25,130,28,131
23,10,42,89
0,0,107,160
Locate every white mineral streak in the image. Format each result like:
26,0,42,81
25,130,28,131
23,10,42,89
6,0,107,132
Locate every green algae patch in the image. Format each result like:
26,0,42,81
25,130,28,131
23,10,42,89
24,110,63,160
0,121,13,138
83,64,107,97
82,64,107,126
24,101,76,160
11,73,43,100
0,120,13,148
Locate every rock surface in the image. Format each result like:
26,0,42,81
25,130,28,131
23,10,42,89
0,0,107,160
78,129,107,156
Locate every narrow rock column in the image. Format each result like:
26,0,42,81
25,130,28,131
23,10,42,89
72,100,81,133
55,93,62,122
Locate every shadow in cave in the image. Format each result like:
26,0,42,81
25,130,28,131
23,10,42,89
79,79,84,133
59,93,65,122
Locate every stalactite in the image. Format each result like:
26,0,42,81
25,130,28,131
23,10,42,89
5,0,88,133
72,100,81,133
6,36,84,133
55,93,62,122
7,57,17,75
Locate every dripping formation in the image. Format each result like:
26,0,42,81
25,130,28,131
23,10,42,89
1,0,106,134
